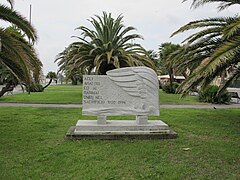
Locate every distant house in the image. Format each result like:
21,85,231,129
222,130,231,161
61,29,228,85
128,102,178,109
158,75,185,84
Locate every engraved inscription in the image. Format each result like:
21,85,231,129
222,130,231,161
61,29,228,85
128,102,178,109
83,76,127,106
83,76,104,105
82,66,159,116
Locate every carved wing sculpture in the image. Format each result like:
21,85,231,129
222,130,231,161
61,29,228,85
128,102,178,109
107,66,159,115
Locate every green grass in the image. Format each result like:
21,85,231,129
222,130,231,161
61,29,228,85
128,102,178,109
159,90,202,104
0,91,82,104
45,85,82,91
0,85,203,104
0,107,239,179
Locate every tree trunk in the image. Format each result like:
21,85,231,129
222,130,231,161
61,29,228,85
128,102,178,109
220,70,226,86
71,77,78,85
43,78,52,89
168,68,175,93
0,83,14,97
99,62,116,75
0,87,8,97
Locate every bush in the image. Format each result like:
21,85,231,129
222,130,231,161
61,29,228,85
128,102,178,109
162,82,179,94
199,85,231,104
27,84,44,92
159,81,163,89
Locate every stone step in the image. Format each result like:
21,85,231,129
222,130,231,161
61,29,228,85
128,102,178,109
75,120,169,132
66,120,177,140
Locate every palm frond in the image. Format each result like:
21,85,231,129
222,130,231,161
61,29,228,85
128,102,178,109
183,0,240,11
0,5,37,42
56,12,156,75
218,66,240,94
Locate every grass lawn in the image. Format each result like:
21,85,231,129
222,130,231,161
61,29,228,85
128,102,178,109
0,91,82,104
0,85,202,104
45,85,82,91
159,91,201,104
0,107,239,179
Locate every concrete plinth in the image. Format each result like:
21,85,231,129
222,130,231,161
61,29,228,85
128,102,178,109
66,120,177,140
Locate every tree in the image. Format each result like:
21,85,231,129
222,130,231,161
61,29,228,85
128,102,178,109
159,43,181,91
183,0,240,11
55,48,83,85
0,1,37,41
146,50,161,74
0,65,17,85
171,0,240,95
44,71,57,89
0,1,42,97
55,12,156,76
0,65,18,96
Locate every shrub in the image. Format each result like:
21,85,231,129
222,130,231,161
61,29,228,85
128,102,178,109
27,84,44,92
199,85,231,104
159,81,163,89
162,82,179,94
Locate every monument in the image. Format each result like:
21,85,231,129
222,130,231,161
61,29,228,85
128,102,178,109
66,66,177,139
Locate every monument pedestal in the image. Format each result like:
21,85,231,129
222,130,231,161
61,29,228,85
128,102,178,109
66,120,177,140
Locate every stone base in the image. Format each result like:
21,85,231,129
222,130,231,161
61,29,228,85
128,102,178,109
65,120,177,140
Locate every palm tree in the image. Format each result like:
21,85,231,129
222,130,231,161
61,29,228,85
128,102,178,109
55,47,84,85
1,26,42,94
0,65,18,96
171,1,240,95
56,12,156,76
0,1,42,96
43,71,57,89
183,0,240,11
159,43,181,90
0,65,17,84
0,1,37,41
147,50,160,70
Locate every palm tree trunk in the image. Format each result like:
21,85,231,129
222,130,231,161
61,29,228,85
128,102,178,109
0,87,8,97
168,68,175,93
43,78,52,89
220,70,226,86
0,83,14,97
71,77,78,85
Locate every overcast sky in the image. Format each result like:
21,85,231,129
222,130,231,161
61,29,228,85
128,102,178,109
3,0,239,74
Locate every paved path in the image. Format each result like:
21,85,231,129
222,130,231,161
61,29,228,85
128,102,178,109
0,102,239,109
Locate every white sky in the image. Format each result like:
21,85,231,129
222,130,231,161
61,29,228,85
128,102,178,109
2,0,239,74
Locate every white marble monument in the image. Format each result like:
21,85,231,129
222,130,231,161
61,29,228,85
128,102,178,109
66,66,177,139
